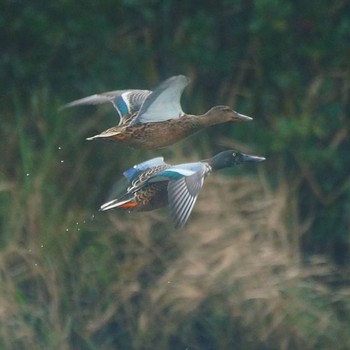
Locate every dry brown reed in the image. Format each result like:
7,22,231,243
1,134,349,349
112,173,350,349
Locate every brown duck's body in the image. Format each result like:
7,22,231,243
87,107,252,149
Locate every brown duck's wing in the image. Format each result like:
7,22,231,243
60,90,130,109
60,89,151,125
130,75,190,125
113,90,151,125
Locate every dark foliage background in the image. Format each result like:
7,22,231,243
1,0,350,349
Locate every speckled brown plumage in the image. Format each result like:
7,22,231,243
87,106,251,149
116,182,169,212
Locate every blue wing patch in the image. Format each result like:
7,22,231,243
153,168,196,181
114,97,129,117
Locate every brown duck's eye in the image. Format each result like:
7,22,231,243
232,152,237,157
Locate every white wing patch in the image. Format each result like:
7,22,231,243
167,170,205,228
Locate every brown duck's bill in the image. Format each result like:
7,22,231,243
234,112,253,122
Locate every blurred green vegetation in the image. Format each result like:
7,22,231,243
1,0,350,349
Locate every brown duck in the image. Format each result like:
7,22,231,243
61,75,253,149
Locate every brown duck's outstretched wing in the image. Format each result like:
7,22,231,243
60,89,151,125
60,90,130,109
130,75,190,125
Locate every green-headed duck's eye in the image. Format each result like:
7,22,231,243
232,152,237,157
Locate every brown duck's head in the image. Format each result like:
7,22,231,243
206,105,253,122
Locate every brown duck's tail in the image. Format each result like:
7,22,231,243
86,129,126,141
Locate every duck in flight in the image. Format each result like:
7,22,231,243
61,75,253,149
100,149,265,228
